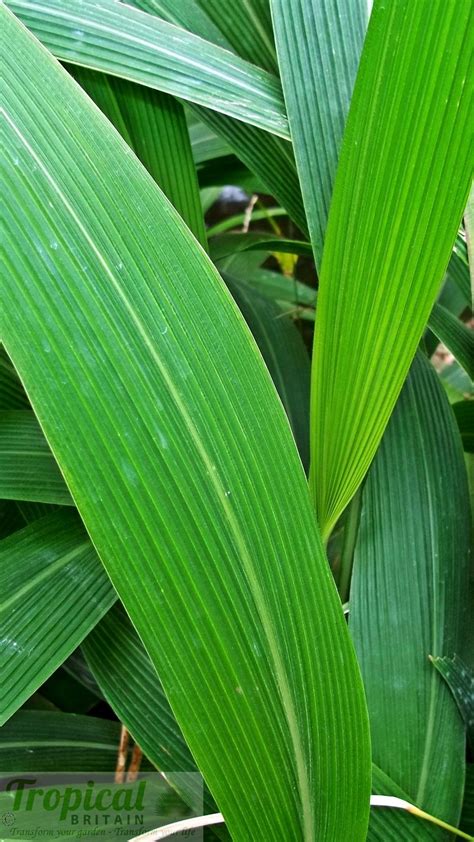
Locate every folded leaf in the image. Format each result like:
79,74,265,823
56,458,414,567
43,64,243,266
429,303,474,380
2,11,370,840
309,0,472,536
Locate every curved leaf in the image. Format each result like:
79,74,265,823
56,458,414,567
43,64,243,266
2,11,370,840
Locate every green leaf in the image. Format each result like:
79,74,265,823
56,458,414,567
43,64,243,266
2,11,370,840
461,765,474,836
7,0,289,138
309,0,472,537
449,235,471,309
452,400,474,452
350,353,471,825
225,276,310,469
0,511,115,725
429,303,474,381
0,411,73,506
271,0,366,269
132,0,278,74
72,67,207,247
0,710,128,771
0,347,29,410
82,604,210,813
430,654,474,749
210,232,313,261
368,765,440,841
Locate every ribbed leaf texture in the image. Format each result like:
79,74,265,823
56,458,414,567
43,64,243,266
350,353,471,827
271,0,366,269
309,0,472,536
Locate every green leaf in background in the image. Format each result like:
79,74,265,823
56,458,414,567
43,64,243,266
0,710,129,771
72,67,207,248
461,765,474,837
7,0,289,138
452,400,474,452
224,276,310,469
2,11,370,840
0,511,116,725
271,0,366,269
132,0,278,74
0,411,73,505
368,765,440,842
82,604,208,813
430,654,474,749
0,348,30,410
309,0,472,537
350,353,471,826
449,233,472,309
209,232,313,262
429,303,474,381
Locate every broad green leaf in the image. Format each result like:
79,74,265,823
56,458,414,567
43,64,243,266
7,0,289,138
0,411,73,506
309,0,472,537
429,304,474,381
2,12,370,841
0,347,29,410
0,511,116,725
72,67,207,247
129,0,231,52
430,655,474,748
350,353,471,825
271,0,366,269
225,277,310,469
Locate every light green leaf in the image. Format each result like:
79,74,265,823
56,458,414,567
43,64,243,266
0,511,116,725
7,0,289,138
350,353,471,825
271,0,366,269
2,11,370,840
72,67,207,247
310,0,472,536
129,0,231,52
429,303,474,381
0,411,73,506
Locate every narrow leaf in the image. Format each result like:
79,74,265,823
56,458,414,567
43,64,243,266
429,303,474,380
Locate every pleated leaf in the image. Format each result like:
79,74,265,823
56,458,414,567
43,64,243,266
2,12,370,841
350,353,471,825
0,511,116,725
0,411,73,505
271,0,366,269
7,0,289,138
310,0,472,536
